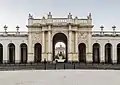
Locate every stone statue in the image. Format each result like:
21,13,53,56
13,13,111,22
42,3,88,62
68,13,72,19
28,14,33,19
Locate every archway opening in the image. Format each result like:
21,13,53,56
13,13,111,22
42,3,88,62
117,43,120,63
8,43,15,63
0,44,3,63
20,43,27,63
55,42,66,62
78,43,86,63
93,43,100,63
34,43,42,63
105,43,112,64
53,33,67,62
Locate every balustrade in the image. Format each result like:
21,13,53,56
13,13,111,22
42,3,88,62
30,18,89,25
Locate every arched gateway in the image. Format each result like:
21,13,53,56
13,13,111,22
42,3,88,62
27,12,93,63
53,33,68,62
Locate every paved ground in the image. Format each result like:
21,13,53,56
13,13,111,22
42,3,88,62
0,70,120,85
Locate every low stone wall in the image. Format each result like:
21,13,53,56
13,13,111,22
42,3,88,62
0,63,120,71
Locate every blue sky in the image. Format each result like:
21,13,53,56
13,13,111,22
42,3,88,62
0,0,120,31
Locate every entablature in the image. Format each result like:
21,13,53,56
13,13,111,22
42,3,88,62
0,31,28,37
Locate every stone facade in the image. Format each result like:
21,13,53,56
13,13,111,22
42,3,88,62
26,12,93,63
0,12,119,64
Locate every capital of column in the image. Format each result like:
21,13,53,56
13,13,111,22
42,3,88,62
48,25,51,29
41,30,45,32
46,25,52,32
75,31,78,35
41,26,45,32
68,24,72,30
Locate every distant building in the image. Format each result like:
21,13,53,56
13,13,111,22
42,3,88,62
55,45,65,56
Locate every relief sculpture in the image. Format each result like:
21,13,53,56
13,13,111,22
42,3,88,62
31,33,41,44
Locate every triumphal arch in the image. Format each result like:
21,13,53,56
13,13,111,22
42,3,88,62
27,12,93,63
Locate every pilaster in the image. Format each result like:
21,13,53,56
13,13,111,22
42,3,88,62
100,44,105,63
68,25,72,62
112,44,117,63
28,32,34,62
3,43,8,63
86,32,92,63
47,25,52,61
42,30,46,61
72,31,79,62
15,44,20,63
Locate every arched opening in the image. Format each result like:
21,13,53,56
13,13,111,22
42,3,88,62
20,43,27,63
117,43,120,63
93,43,100,63
78,43,86,63
105,43,112,64
0,44,3,63
8,43,15,63
34,43,42,63
55,42,66,62
53,33,68,62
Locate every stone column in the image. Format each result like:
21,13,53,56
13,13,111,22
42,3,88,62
15,44,20,63
3,43,8,63
28,33,34,63
68,25,72,62
112,44,117,63
86,32,92,63
100,44,105,63
48,25,52,61
42,30,45,61
75,31,78,61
